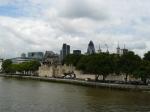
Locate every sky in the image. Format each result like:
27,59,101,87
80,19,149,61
0,0,150,58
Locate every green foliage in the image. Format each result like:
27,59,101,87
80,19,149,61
133,60,150,84
119,52,141,73
143,51,150,61
29,60,41,72
77,53,115,81
2,59,12,73
118,51,141,82
64,52,150,83
2,60,41,75
64,54,83,66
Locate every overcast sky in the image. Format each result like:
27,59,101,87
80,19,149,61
0,0,150,58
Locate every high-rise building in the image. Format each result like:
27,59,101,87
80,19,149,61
67,45,70,55
73,50,81,55
87,41,95,54
60,43,70,60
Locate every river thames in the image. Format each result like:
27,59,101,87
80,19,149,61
0,77,150,112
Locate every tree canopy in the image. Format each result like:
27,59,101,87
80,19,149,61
118,51,141,82
64,51,150,83
143,51,150,61
2,60,41,75
2,59,12,73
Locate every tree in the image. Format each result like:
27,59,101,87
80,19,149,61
20,61,41,75
143,51,150,61
111,54,121,75
2,59,12,73
96,53,114,81
134,60,150,85
2,60,41,75
76,55,89,72
77,53,114,81
11,64,19,74
29,60,41,73
118,51,141,82
64,54,83,66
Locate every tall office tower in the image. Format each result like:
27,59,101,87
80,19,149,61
61,43,70,60
87,41,95,55
67,45,70,55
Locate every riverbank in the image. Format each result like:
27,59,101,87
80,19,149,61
0,74,150,91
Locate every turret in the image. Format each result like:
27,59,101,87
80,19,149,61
117,43,120,55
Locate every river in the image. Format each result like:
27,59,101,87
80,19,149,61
0,77,150,112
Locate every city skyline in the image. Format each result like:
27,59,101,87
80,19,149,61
4,41,129,59
0,0,150,58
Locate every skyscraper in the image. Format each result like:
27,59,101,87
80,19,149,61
87,41,95,55
60,43,70,60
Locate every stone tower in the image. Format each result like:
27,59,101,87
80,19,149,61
117,43,120,55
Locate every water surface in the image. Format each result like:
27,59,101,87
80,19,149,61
0,77,150,112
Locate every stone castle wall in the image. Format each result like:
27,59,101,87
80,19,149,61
38,65,140,81
38,65,74,77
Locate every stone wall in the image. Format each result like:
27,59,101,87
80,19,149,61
74,71,126,81
38,65,140,81
38,64,74,77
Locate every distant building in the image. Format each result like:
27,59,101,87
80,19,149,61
10,57,33,64
121,48,128,54
43,51,60,65
97,44,102,53
87,41,95,54
116,44,128,55
28,52,44,61
21,53,26,58
60,43,70,60
116,43,121,55
73,50,81,55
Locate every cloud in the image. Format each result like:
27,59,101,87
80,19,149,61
58,0,108,20
0,0,150,58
